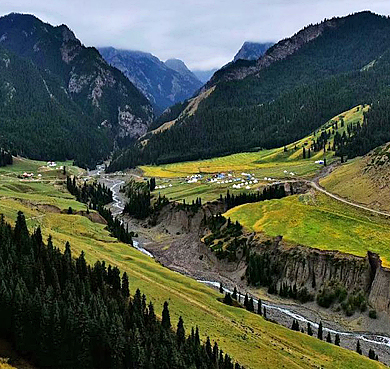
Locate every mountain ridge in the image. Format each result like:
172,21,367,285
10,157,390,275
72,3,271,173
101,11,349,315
108,11,390,171
0,13,154,166
99,47,203,114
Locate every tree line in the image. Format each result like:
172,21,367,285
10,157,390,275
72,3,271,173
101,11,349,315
66,176,133,244
0,212,244,369
107,15,390,172
0,149,12,167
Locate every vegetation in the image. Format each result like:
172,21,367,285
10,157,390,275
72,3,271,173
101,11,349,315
139,105,366,179
224,192,390,266
0,158,383,369
320,143,390,212
0,150,12,168
109,12,390,171
122,179,169,219
0,13,153,168
0,212,243,369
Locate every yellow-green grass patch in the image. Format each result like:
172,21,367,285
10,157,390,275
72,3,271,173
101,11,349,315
0,159,384,369
225,192,390,266
140,105,368,179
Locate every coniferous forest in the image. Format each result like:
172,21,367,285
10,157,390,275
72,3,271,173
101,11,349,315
0,212,244,369
108,13,390,171
0,149,12,167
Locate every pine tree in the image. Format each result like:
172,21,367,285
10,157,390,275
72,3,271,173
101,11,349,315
263,306,267,319
307,323,313,336
219,283,223,294
335,333,340,346
356,340,362,355
176,316,185,347
318,321,323,340
162,301,171,329
326,332,332,343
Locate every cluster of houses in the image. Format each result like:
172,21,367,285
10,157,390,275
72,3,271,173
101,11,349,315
186,174,203,184
21,172,42,179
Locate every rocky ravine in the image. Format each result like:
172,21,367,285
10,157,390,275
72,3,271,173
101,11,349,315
100,175,390,362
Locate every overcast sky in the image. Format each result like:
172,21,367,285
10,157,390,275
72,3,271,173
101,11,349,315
0,0,390,70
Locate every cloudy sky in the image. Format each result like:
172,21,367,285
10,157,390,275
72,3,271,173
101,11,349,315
0,0,390,70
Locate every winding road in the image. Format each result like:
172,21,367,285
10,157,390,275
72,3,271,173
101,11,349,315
309,180,390,217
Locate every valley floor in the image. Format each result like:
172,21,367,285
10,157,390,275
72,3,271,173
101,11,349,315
0,158,386,368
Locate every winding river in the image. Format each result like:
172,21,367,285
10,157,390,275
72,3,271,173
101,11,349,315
101,174,390,355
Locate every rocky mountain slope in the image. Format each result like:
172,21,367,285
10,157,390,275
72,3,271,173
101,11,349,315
192,68,218,83
99,47,203,113
0,13,153,166
109,11,390,170
233,41,273,62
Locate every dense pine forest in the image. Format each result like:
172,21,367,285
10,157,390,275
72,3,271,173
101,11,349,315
108,12,390,171
0,13,153,168
0,149,12,167
0,212,244,369
66,176,134,244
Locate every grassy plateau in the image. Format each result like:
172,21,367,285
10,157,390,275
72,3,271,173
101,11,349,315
225,191,390,266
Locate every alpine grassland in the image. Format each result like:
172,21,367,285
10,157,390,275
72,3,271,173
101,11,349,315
224,191,390,266
141,105,368,179
0,158,384,368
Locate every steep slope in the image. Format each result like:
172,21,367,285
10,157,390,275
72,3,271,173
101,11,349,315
99,47,202,113
320,143,390,212
192,68,218,83
0,13,153,166
108,11,390,170
233,41,274,62
165,58,200,80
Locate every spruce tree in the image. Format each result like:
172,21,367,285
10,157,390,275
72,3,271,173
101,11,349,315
232,287,237,300
326,332,332,343
317,321,323,340
223,293,233,306
121,272,130,298
162,301,171,329
335,333,340,346
257,299,262,315
356,340,362,355
307,323,313,336
176,316,185,347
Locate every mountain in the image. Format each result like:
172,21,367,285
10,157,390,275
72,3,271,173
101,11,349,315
164,58,200,82
0,13,153,167
233,41,274,62
99,47,203,114
108,11,390,170
192,68,218,83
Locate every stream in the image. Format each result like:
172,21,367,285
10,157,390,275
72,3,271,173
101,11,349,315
99,174,390,357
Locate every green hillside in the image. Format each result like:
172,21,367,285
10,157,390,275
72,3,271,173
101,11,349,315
0,13,153,167
109,11,390,171
0,158,384,369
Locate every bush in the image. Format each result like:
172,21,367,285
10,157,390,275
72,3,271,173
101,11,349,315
369,309,377,319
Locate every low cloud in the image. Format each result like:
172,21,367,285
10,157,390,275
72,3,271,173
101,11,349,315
1,0,390,70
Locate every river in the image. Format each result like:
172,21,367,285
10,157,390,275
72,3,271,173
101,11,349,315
97,173,390,359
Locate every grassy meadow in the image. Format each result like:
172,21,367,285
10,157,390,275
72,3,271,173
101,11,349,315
225,191,390,266
0,158,384,368
141,105,368,179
